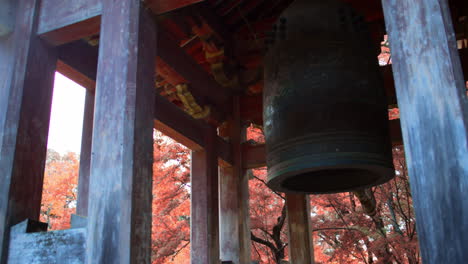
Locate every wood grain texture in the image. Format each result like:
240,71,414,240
382,0,468,263
219,96,251,264
37,0,101,45
191,128,220,264
286,194,315,264
0,1,57,262
219,165,240,263
233,97,251,264
85,1,156,263
76,91,94,217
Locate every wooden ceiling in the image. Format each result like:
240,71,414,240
64,0,467,127
145,0,390,125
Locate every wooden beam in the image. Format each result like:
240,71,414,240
192,2,234,57
157,28,231,113
191,128,220,264
242,119,403,169
154,95,205,151
37,0,215,45
155,95,232,164
86,2,156,263
0,1,57,262
241,143,267,169
37,0,101,45
56,40,98,90
240,94,263,125
56,40,232,165
76,90,94,216
286,194,315,264
42,1,232,116
146,0,205,15
382,0,468,263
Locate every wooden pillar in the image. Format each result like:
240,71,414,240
219,96,251,264
76,90,94,216
191,128,220,264
85,0,156,263
286,194,314,264
219,165,240,263
382,0,468,263
0,1,57,263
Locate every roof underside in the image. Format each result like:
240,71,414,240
73,0,468,126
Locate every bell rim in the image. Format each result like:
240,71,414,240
266,156,395,194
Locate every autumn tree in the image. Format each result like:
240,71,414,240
151,131,191,264
311,146,419,264
40,150,79,230
40,127,420,264
246,125,420,264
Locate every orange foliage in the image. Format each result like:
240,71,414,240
41,128,419,264
151,131,191,264
40,150,79,230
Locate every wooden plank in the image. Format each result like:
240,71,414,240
219,96,251,264
191,128,220,264
0,1,57,262
37,0,101,45
382,0,468,263
147,0,205,14
76,91,94,216
85,2,156,263
286,194,315,264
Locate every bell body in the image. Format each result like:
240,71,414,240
263,0,394,194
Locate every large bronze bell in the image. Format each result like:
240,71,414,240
263,0,394,194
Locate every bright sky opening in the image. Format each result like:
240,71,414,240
47,72,86,154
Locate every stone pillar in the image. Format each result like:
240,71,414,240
382,0,468,263
0,1,57,263
85,0,157,262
